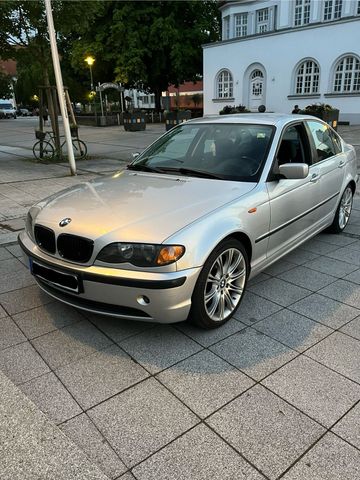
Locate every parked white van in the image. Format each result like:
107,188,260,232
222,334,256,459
0,100,17,119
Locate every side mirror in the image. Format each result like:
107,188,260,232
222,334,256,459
132,152,140,159
278,163,309,180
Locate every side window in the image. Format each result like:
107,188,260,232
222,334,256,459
329,128,342,154
277,124,309,166
307,121,338,162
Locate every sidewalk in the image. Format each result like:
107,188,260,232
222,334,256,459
1,118,360,479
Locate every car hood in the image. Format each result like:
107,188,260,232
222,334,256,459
35,170,255,243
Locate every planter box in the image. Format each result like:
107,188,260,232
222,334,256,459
123,113,146,131
303,109,339,131
165,111,191,131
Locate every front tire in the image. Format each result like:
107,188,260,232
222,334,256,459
327,185,353,233
189,238,249,329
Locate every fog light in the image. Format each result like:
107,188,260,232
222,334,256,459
137,295,150,306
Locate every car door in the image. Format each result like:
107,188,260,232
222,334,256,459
265,122,321,259
305,120,345,221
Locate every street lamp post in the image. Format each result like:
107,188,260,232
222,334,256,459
85,56,95,91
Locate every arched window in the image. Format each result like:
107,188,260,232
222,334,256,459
333,55,360,93
251,70,264,80
295,60,319,94
216,70,233,98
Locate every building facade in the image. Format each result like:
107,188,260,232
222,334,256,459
203,0,360,123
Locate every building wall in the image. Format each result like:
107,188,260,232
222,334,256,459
204,1,360,123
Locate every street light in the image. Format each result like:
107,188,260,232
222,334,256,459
84,55,95,91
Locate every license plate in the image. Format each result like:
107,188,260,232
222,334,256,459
30,259,81,294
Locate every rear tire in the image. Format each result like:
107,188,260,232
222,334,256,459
33,140,54,161
327,185,353,233
189,238,249,329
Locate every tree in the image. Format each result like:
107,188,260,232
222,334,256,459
0,70,12,98
0,1,103,150
70,1,220,111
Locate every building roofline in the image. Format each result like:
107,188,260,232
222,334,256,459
202,15,360,49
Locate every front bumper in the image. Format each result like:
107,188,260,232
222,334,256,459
19,232,201,324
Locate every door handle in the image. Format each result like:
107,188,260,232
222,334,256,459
338,160,345,168
310,173,319,183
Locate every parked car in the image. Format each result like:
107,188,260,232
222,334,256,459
17,108,32,117
19,114,357,328
0,102,16,119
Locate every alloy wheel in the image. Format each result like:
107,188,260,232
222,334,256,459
339,186,353,230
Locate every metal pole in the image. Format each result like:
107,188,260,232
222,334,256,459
44,0,76,175
89,65,94,91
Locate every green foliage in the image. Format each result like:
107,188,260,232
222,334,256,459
0,70,12,98
191,93,203,108
219,104,250,114
302,103,337,113
71,1,220,110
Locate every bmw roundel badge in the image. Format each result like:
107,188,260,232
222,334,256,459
59,218,72,227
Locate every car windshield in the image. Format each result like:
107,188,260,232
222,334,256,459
1,104,12,109
130,123,275,182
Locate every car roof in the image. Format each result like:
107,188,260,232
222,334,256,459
187,113,318,128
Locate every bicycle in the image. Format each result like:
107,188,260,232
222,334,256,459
33,130,87,161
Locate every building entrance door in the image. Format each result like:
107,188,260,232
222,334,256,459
249,70,264,110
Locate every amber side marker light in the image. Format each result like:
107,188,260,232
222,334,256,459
156,246,185,265
248,207,257,214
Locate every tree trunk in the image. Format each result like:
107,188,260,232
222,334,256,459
154,87,162,113
43,68,61,156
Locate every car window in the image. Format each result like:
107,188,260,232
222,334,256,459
307,121,338,162
132,123,275,182
277,124,309,166
328,128,342,154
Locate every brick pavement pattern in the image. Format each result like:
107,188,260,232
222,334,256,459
0,118,360,479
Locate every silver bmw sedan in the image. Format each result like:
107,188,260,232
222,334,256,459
19,114,358,329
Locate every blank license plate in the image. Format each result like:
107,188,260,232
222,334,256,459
30,259,81,293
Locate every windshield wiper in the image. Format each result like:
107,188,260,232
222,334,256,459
127,164,161,173
155,166,223,180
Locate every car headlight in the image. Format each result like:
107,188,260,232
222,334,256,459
97,243,185,267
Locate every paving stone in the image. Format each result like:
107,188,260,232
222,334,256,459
248,278,311,307
117,474,136,480
61,413,127,479
56,344,149,409
210,327,297,381
133,424,265,480
307,332,360,383
283,249,319,265
12,302,84,340
31,319,113,370
282,433,360,480
278,266,336,292
88,378,198,468
0,284,53,315
19,372,82,424
303,256,358,278
5,243,22,257
332,403,360,449
0,246,13,261
318,279,360,309
254,309,332,352
299,238,340,255
207,385,325,480
0,341,50,384
325,246,360,267
233,291,283,325
343,224,360,235
157,350,253,418
343,268,360,284
119,325,202,374
289,293,359,329
0,305,6,317
0,266,35,294
317,233,358,246
0,257,25,275
247,272,271,286
84,312,156,343
0,316,26,350
263,356,360,427
0,369,109,480
340,316,360,340
176,318,246,347
263,260,296,276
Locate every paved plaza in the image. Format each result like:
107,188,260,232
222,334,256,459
1,117,360,479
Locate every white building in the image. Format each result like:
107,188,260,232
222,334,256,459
203,0,360,123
